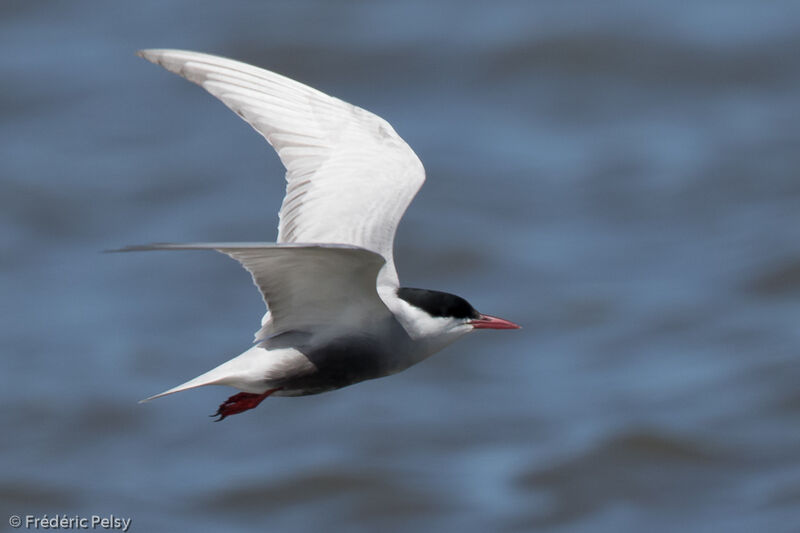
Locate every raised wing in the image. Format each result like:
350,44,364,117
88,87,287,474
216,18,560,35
138,49,425,289
114,243,390,340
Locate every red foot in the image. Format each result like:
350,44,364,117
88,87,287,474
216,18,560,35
211,388,282,421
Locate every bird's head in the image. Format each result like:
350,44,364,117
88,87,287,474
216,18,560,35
396,288,520,343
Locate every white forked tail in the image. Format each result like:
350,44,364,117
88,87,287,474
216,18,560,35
139,345,278,403
139,370,224,403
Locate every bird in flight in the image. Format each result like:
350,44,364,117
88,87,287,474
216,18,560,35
117,50,520,421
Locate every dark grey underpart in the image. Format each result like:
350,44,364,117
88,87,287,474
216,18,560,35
261,320,413,396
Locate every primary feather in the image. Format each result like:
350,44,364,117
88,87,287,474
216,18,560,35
137,49,425,289
115,243,389,341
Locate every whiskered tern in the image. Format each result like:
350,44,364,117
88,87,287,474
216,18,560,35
116,50,519,421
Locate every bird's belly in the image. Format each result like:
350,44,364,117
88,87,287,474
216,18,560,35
269,332,414,396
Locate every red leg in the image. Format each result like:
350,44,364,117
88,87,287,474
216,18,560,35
211,388,282,421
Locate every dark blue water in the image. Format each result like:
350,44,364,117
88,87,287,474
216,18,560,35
3,1,800,531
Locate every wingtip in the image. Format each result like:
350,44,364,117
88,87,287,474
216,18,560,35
103,243,177,253
136,48,205,69
136,49,157,63
103,245,145,253
137,49,165,62
137,49,181,67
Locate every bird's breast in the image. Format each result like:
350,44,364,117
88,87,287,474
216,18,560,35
270,319,417,395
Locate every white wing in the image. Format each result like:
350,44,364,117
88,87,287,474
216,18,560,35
114,243,390,340
138,49,425,289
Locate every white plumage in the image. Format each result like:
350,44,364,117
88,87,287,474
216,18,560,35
139,50,424,289
121,50,518,419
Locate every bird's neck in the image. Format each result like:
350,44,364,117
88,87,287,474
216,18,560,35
379,287,470,359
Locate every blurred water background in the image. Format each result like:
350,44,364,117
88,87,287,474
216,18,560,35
2,1,800,531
